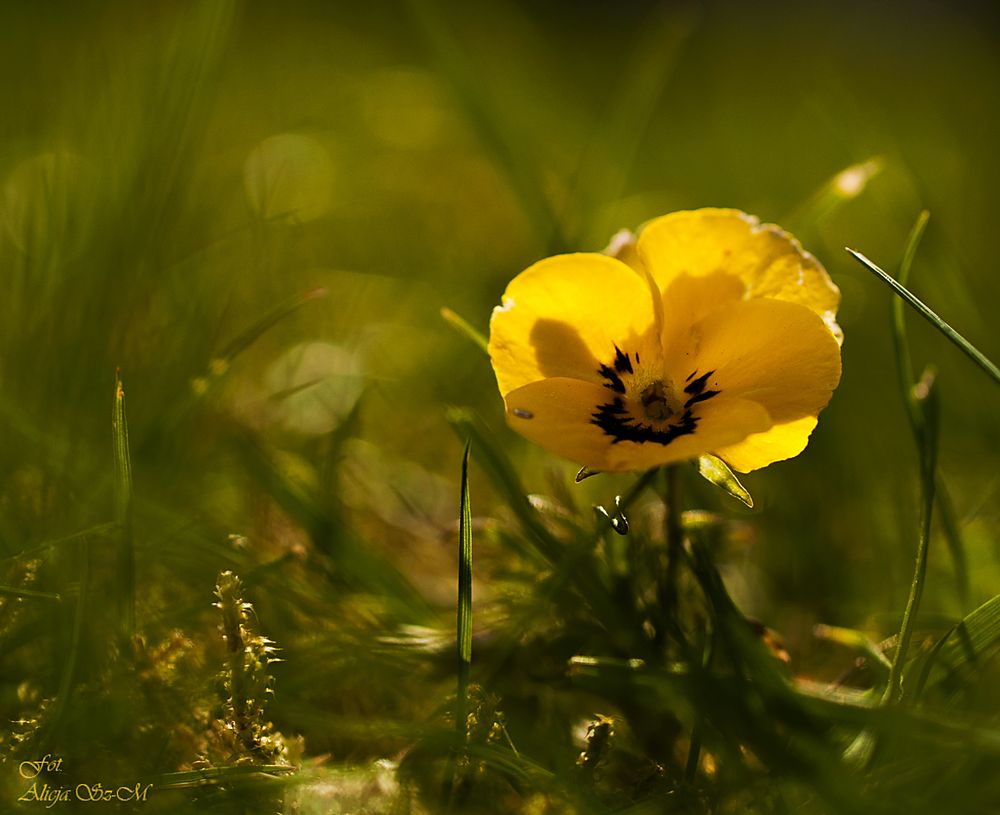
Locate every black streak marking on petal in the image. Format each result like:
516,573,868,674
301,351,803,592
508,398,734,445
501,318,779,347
598,364,626,394
684,389,720,409
613,346,634,375
591,402,699,446
684,370,715,396
685,370,696,382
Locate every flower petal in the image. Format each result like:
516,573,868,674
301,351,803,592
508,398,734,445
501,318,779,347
680,298,842,425
637,208,842,342
660,271,745,375
504,377,771,473
488,253,659,396
714,416,819,473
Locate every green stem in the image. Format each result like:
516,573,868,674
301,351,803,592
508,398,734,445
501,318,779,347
883,375,939,704
888,213,968,605
658,466,684,643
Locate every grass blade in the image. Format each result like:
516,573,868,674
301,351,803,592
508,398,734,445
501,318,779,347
445,408,562,564
457,439,474,714
441,307,489,355
847,247,1000,387
884,370,939,704
0,585,61,601
1,522,119,564
192,287,329,395
46,535,91,749
889,213,970,603
446,409,647,662
912,593,1000,697
149,765,297,789
217,287,328,362
113,370,135,641
890,210,930,427
445,442,474,811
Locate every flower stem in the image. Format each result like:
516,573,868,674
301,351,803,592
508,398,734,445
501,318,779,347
658,465,684,642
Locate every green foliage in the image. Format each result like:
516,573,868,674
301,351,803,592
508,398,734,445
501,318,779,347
0,1,998,813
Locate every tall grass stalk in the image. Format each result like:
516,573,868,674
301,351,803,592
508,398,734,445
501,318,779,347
112,370,135,642
884,371,939,704
445,441,474,810
887,212,968,603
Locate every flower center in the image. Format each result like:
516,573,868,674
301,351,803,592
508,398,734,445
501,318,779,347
639,380,674,421
591,346,720,446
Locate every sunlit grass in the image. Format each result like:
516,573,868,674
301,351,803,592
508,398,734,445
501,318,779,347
0,2,998,813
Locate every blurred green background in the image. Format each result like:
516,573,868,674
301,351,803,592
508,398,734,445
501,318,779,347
0,0,997,812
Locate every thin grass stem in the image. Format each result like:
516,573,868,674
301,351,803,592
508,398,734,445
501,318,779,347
888,213,969,603
658,465,684,647
884,373,939,704
45,535,90,749
0,585,61,601
847,248,1000,387
456,440,474,723
441,307,489,354
112,370,135,642
445,440,474,811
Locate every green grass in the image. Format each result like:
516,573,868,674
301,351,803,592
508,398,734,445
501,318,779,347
0,1,998,813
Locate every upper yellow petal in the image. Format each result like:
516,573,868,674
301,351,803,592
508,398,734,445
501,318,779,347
659,271,745,378
636,208,842,343
488,253,659,397
679,298,842,426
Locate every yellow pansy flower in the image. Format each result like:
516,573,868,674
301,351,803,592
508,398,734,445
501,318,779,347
488,208,842,473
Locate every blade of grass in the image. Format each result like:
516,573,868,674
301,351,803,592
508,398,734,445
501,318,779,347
216,287,328,363
656,465,685,648
148,765,297,789
912,593,1000,698
456,439,474,723
44,534,90,750
1,522,119,564
445,441,474,809
445,408,562,564
0,585,61,601
191,287,329,395
113,370,135,641
884,370,939,704
813,623,892,677
441,307,489,355
934,479,969,606
888,212,969,604
847,247,1000,387
890,210,929,426
447,409,653,665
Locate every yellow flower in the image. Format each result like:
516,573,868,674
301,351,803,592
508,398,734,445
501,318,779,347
488,208,842,473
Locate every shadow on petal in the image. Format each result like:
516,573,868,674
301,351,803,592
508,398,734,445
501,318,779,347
530,318,601,381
